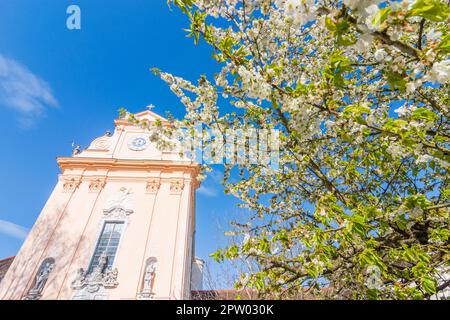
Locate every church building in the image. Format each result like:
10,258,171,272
0,110,204,300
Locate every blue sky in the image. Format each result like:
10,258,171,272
0,0,242,288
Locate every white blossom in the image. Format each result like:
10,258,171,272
394,104,414,117
354,33,374,52
386,144,405,158
374,48,387,61
284,0,317,26
415,154,433,164
365,4,381,31
428,60,450,84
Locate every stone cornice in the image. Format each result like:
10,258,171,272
58,157,199,172
57,157,201,188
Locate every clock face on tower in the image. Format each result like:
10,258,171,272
127,136,148,151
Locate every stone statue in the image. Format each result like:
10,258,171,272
103,187,134,218
105,187,133,211
142,261,156,293
71,252,119,298
33,261,53,292
103,268,119,287
97,252,108,272
72,267,86,286
24,258,54,300
88,252,109,282
137,258,156,299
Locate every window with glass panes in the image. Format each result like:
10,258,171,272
88,222,124,273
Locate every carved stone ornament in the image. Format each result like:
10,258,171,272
145,178,161,194
103,187,134,219
62,177,81,193
89,178,106,192
23,258,55,300
169,180,184,194
71,252,119,300
89,135,112,150
137,257,157,300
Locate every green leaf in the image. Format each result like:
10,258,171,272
421,276,437,294
170,0,194,14
410,0,450,22
337,34,356,46
343,104,371,119
118,107,128,119
385,70,407,91
225,245,239,259
437,34,450,54
372,7,392,27
324,50,352,87
325,17,336,31
210,249,225,262
411,107,438,122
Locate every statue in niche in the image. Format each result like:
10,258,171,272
138,257,156,299
24,258,55,300
143,261,156,292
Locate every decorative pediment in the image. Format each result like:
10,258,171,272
133,109,168,123
114,108,170,128
103,187,134,218
88,135,112,151
103,206,133,219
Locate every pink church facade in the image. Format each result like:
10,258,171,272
0,110,203,300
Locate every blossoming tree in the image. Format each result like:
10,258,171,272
133,0,450,299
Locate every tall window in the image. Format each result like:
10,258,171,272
88,222,124,273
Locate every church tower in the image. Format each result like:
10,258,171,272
0,110,201,300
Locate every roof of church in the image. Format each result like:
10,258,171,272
114,108,170,127
134,109,168,121
0,256,14,283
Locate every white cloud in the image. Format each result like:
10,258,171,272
0,219,29,240
197,169,225,197
0,54,58,128
197,185,218,197
207,169,224,184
